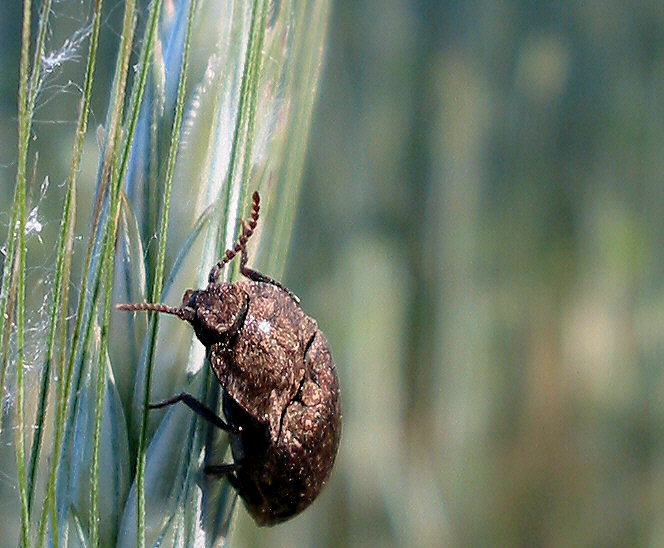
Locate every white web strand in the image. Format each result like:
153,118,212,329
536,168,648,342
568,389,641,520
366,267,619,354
41,23,93,77
32,21,94,117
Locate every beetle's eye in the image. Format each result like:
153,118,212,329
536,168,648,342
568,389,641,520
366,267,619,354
182,289,197,308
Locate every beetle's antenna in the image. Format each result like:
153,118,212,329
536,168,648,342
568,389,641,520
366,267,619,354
116,302,193,321
208,191,260,284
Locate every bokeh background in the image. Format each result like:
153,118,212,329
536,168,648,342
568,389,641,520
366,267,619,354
3,1,664,546
275,2,664,546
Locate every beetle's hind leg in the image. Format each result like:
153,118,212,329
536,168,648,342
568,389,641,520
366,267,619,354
205,463,240,477
204,463,241,490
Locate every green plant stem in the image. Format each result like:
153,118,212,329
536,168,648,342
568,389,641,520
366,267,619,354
39,1,136,545
134,1,196,545
64,0,167,545
238,0,268,199
27,0,101,515
0,193,19,432
13,0,33,544
221,0,269,256
91,145,122,548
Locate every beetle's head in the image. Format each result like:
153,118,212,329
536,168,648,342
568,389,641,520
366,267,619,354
117,284,249,348
180,284,249,347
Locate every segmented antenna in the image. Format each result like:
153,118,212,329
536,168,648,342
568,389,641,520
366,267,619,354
208,191,260,284
116,302,193,321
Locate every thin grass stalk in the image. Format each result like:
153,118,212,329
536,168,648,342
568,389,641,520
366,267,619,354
145,35,164,270
13,0,34,543
0,213,19,432
70,111,131,542
59,0,135,421
39,2,137,545
13,158,28,548
91,148,124,548
65,0,138,419
26,0,101,515
0,153,20,432
265,2,331,276
237,0,268,203
0,245,18,385
114,0,163,201
134,0,196,542
39,0,104,543
0,188,19,402
83,36,157,548
73,0,166,544
0,0,52,366
56,3,133,449
151,0,195,304
219,0,269,246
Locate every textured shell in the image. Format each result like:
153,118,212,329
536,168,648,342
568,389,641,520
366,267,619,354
205,282,341,524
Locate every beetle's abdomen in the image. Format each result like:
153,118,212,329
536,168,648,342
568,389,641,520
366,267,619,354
215,285,341,525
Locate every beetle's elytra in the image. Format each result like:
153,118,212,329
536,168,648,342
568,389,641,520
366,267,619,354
118,191,341,525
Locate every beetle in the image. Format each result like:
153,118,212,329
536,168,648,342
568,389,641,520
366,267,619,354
118,191,341,525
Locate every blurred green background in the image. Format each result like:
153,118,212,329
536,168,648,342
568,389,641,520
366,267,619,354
276,2,664,546
3,0,664,546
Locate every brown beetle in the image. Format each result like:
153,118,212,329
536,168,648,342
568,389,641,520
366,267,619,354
118,192,341,525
